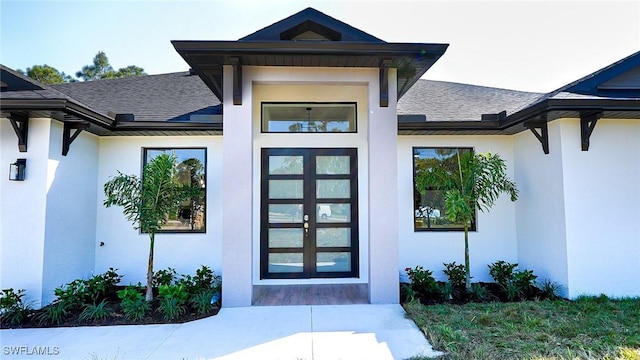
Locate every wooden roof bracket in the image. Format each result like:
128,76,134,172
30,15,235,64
230,57,242,105
379,59,392,107
8,113,29,152
62,121,90,156
580,111,602,151
525,119,549,155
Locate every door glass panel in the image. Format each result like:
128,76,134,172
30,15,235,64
268,229,303,248
317,203,350,223
317,179,350,199
270,180,303,199
316,228,351,247
317,252,351,272
316,156,350,175
269,204,303,223
269,156,303,174
269,253,303,273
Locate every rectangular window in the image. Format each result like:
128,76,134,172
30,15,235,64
413,147,476,232
261,103,356,133
143,148,206,233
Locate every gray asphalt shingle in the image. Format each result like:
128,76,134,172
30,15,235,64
50,72,221,122
398,79,542,121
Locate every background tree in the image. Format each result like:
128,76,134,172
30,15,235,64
76,51,146,81
17,64,76,84
103,154,190,301
415,150,518,290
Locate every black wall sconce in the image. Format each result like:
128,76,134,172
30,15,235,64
9,159,26,181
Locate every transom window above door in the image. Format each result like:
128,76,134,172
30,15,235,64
261,103,356,133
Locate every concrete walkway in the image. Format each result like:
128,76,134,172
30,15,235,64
1,304,442,360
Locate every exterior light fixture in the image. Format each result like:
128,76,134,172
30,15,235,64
9,159,26,181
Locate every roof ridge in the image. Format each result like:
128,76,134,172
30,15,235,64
51,71,192,87
417,78,542,95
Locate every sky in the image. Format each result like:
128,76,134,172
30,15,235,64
1,0,639,93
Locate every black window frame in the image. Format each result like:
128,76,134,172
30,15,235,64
261,102,357,133
412,146,477,232
142,147,207,234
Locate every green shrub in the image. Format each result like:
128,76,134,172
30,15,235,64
539,279,562,300
36,301,69,325
1,288,32,326
79,299,113,322
54,268,122,310
405,266,440,298
442,262,467,288
190,289,217,315
469,283,490,302
157,285,189,320
513,269,537,293
441,282,454,301
176,265,220,295
117,285,149,321
488,261,518,287
153,267,177,287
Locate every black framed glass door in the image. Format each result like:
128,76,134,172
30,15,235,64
260,148,359,279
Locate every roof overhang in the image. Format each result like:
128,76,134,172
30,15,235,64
399,98,640,136
172,40,448,104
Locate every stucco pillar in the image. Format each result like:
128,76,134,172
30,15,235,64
221,65,253,306
368,69,399,303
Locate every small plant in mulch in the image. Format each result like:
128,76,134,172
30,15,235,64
1,265,221,329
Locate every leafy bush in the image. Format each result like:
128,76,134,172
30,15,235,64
153,267,177,287
157,285,189,320
513,269,537,293
117,285,149,321
0,288,32,326
405,266,440,299
488,261,518,287
489,261,541,301
79,300,113,322
176,265,220,295
443,262,467,288
54,268,122,310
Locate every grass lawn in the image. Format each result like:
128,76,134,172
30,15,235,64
404,296,640,360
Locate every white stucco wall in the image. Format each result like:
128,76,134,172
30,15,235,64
1,117,50,307
559,118,640,298
96,136,223,286
398,135,518,283
514,121,570,296
1,118,99,307
515,118,640,298
41,121,99,305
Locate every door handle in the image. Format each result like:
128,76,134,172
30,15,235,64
304,214,309,237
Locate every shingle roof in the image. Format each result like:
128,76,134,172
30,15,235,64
50,72,221,122
1,64,114,127
398,79,542,121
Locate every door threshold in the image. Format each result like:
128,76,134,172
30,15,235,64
252,284,369,306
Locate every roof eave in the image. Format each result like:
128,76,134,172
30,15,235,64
172,40,448,101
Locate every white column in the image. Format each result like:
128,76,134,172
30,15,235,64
221,65,253,306
368,69,399,303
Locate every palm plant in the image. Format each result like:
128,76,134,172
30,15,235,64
415,150,518,290
103,154,190,301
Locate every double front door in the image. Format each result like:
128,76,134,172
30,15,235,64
261,148,359,279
